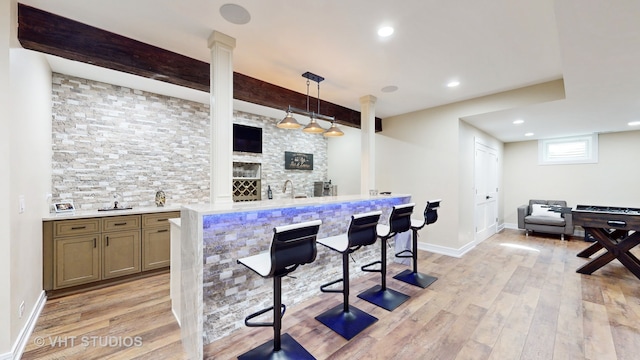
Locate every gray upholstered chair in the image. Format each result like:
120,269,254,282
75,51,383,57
517,200,574,240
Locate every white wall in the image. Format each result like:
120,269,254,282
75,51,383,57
377,106,461,251
327,125,361,195
9,47,52,348
1,0,12,354
503,130,640,225
6,48,52,358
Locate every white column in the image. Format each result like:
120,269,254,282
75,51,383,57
207,31,236,204
360,95,377,195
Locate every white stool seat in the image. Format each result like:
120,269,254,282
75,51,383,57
377,223,391,237
237,252,271,277
317,234,349,253
411,218,425,229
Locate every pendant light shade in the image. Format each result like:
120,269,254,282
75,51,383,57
302,118,326,133
277,111,302,129
323,121,344,137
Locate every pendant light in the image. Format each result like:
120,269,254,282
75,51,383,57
323,121,344,137
303,77,326,133
279,71,343,136
302,116,326,133
276,110,302,129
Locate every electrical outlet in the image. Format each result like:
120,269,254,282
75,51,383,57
19,195,25,214
19,301,25,318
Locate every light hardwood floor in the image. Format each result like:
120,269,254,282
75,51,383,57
23,229,640,359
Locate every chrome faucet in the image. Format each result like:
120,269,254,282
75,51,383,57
283,180,294,199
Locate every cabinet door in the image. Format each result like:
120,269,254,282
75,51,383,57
142,228,171,271
103,230,141,279
54,235,101,289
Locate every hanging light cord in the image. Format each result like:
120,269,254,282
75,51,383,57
317,82,321,115
306,79,310,113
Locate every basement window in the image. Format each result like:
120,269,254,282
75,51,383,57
538,134,598,165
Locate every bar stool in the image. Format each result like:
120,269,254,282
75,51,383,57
358,203,415,311
315,211,382,340
237,219,322,360
394,200,441,288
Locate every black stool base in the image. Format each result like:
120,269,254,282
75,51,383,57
393,270,438,289
315,304,378,340
237,333,315,360
357,285,410,311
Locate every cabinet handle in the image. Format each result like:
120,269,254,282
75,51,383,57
157,218,168,222
106,236,109,246
71,226,86,230
157,229,168,233
93,238,96,248
114,222,127,226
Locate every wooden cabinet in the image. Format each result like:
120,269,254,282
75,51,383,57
44,210,179,295
102,215,141,279
54,235,100,289
103,230,140,279
142,212,179,271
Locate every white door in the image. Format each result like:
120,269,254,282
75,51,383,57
474,141,498,243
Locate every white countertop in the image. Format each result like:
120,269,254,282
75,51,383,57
43,194,411,221
42,205,182,221
183,193,411,216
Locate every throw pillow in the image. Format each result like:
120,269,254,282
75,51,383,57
531,204,561,218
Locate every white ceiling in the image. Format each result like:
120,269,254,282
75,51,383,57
18,0,640,142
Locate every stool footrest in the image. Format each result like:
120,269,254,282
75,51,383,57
320,278,344,293
395,249,413,258
244,304,286,327
361,260,381,273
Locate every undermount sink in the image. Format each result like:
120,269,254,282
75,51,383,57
98,207,133,211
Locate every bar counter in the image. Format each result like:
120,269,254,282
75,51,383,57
178,193,411,359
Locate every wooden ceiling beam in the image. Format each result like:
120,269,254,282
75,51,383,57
17,3,382,131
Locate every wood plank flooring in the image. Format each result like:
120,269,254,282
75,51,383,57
23,229,640,359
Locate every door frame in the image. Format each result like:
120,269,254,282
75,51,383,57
474,139,499,244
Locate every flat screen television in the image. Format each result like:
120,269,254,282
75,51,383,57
233,124,262,153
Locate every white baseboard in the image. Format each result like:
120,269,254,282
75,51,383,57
417,240,476,258
172,307,181,327
503,222,519,230
2,291,47,360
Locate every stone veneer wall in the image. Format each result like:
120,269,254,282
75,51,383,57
51,73,328,210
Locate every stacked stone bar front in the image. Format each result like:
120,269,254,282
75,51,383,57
179,194,411,359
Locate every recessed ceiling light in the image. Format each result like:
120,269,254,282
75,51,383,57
628,121,640,126
378,26,394,37
381,85,398,93
524,132,534,137
513,119,524,125
220,4,251,25
447,81,460,88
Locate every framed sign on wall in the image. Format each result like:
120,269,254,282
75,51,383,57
284,151,313,170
